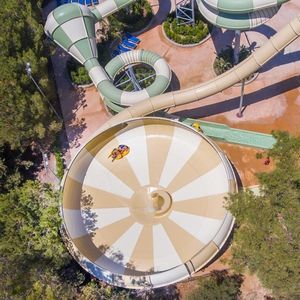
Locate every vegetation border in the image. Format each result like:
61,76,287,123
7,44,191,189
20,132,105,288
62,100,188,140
161,22,211,48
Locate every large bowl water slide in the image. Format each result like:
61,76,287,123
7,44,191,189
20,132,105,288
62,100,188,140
63,117,237,288
45,0,300,289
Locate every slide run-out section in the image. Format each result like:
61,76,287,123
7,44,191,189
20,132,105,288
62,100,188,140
181,118,276,149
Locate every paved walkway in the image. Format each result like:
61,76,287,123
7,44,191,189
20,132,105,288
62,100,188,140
43,1,110,164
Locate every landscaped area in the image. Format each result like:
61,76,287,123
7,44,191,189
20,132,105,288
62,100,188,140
112,0,153,33
163,10,210,45
1,0,300,299
213,45,252,75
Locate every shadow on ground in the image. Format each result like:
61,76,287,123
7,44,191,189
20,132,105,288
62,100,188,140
210,24,277,55
175,75,300,118
210,24,299,74
147,0,171,31
64,88,87,149
170,70,180,91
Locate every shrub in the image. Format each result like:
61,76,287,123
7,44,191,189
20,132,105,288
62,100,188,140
187,271,243,300
66,59,92,86
53,145,64,180
163,10,210,45
213,45,252,77
110,0,153,34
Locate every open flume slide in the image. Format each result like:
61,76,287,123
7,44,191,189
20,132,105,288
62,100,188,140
45,0,300,289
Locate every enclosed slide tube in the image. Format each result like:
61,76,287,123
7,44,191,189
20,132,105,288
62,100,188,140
197,0,289,30
44,1,171,108
99,14,300,133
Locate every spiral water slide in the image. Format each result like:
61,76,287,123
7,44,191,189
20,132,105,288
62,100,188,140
45,0,300,290
45,0,172,110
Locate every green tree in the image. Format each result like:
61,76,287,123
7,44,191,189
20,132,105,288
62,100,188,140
0,181,71,298
227,131,300,299
0,0,60,150
25,275,77,300
108,0,153,37
187,271,242,300
0,145,36,194
0,181,66,264
78,280,127,300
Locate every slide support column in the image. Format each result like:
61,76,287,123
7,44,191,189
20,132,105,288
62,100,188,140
234,30,241,65
237,79,245,118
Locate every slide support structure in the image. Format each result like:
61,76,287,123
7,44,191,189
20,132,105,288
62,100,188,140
237,79,245,118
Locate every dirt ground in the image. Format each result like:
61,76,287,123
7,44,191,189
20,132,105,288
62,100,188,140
177,271,273,300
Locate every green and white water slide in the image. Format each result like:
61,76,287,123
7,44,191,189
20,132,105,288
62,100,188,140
45,0,171,108
45,0,289,114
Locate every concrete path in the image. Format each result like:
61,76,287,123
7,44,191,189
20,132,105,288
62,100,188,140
43,1,110,164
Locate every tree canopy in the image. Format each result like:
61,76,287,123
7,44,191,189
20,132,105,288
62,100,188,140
0,0,60,150
227,131,300,299
0,181,70,297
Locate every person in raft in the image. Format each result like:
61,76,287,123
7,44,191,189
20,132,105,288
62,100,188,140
109,145,130,162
